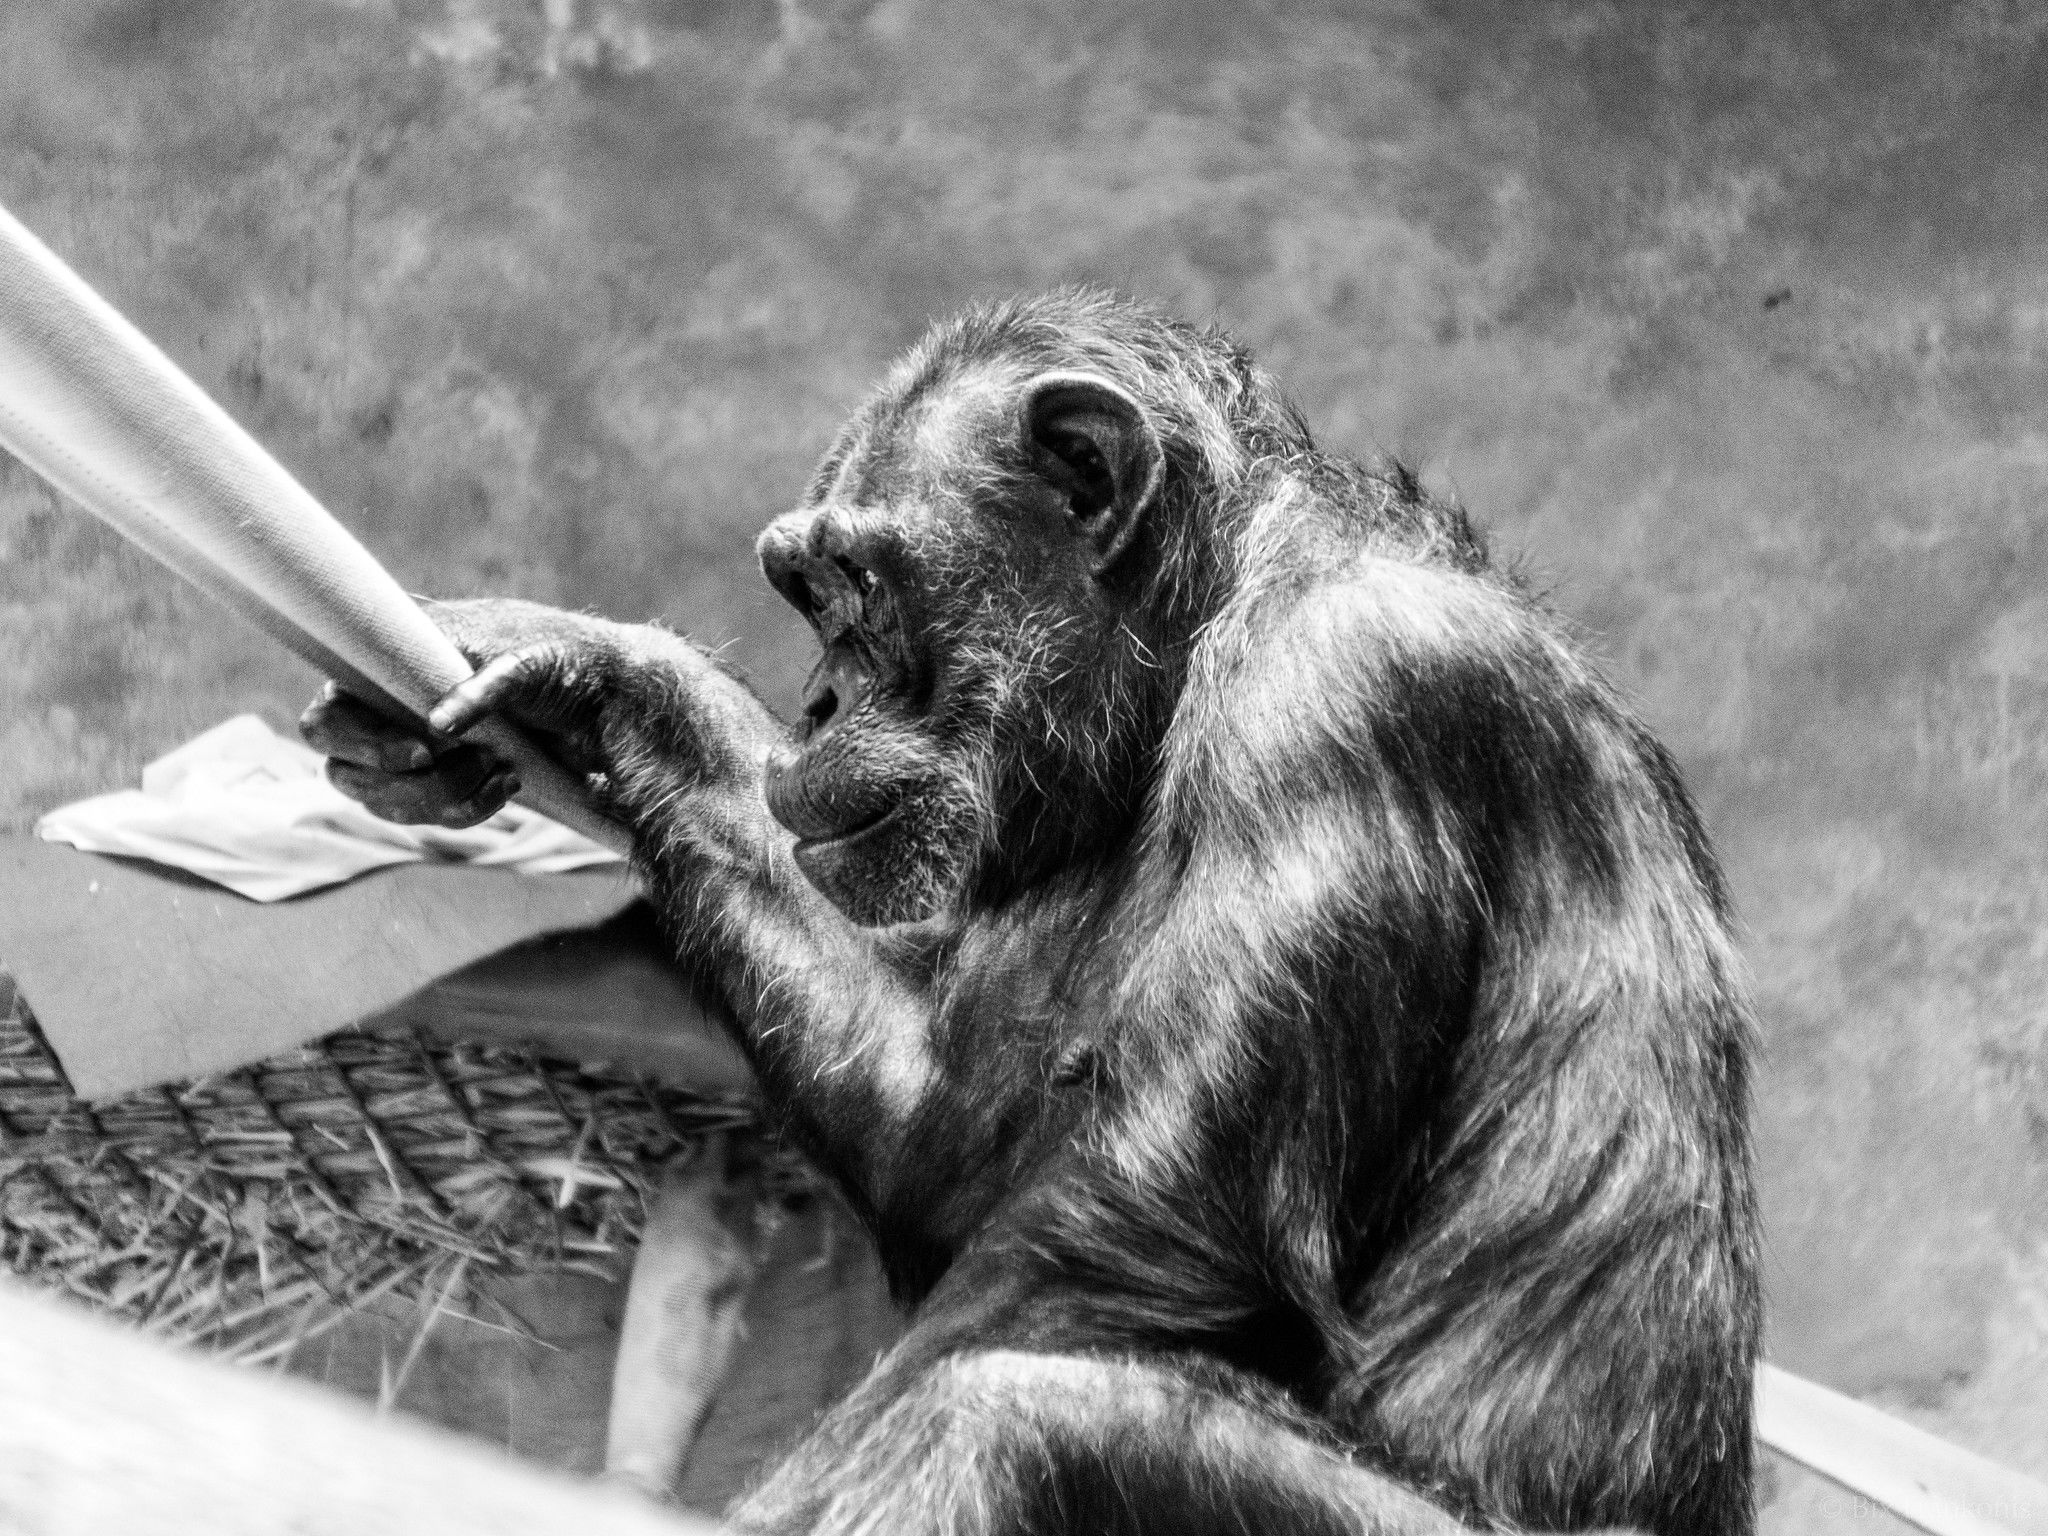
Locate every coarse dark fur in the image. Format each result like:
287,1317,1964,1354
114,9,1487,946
307,289,1760,1536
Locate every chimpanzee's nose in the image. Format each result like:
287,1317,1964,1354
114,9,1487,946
759,516,871,639
802,671,839,732
799,646,868,741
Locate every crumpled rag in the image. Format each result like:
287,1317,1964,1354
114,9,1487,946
37,713,622,902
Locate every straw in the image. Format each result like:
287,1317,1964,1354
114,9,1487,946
0,974,803,1364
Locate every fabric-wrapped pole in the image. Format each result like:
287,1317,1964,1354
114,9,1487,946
0,200,630,857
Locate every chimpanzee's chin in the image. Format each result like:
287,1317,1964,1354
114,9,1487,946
792,809,943,926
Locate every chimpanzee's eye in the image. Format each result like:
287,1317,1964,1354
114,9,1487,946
834,558,882,623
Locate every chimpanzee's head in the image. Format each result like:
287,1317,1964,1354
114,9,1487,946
755,292,1300,925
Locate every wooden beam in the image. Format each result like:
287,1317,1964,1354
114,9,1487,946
11,1269,2048,1536
0,1280,722,1536
1760,1364,2048,1536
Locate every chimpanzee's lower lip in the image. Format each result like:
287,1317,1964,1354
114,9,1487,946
792,801,901,855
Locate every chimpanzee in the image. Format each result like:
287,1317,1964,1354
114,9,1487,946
304,290,1760,1536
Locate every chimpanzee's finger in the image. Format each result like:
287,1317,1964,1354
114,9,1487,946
324,744,513,828
427,643,583,738
299,682,435,772
431,764,523,829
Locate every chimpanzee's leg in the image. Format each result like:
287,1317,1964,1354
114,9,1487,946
728,1348,1478,1536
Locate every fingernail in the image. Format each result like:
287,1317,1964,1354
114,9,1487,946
401,740,432,771
497,773,523,801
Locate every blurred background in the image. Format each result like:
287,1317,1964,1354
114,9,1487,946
2,0,2044,1528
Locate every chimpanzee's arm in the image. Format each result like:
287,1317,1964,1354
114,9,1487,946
300,598,935,1193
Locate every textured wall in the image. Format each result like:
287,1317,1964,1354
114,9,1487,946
3,1,2046,1524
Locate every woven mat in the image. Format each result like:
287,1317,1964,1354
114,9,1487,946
0,972,789,1364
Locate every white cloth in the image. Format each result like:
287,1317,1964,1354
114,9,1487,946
37,714,623,902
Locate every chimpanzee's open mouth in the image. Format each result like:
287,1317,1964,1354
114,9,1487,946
792,800,902,855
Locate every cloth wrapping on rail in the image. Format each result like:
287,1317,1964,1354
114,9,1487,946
37,715,622,902
0,199,624,851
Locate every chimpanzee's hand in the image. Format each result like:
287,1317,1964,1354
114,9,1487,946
299,597,628,829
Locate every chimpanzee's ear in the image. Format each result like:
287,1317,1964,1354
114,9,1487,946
1023,373,1164,578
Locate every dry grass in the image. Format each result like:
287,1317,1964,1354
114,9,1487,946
0,972,796,1367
